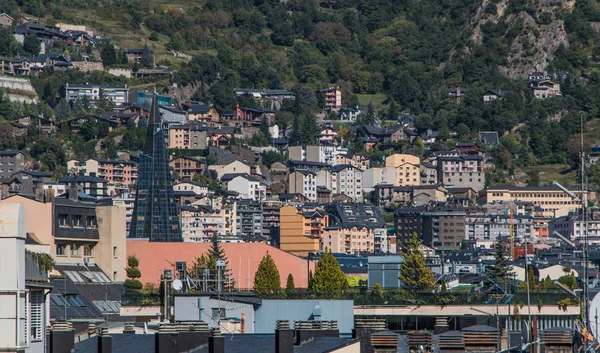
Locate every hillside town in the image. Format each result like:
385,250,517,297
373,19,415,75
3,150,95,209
2,4,600,353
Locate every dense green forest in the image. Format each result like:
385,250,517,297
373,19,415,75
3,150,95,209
2,0,600,183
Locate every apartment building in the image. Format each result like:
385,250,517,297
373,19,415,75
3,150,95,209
322,203,389,254
288,170,317,202
484,186,591,218
228,174,264,201
182,102,221,125
209,160,261,180
58,174,108,198
549,211,600,245
466,208,534,244
62,83,129,106
374,184,447,206
2,193,127,281
437,155,485,192
0,150,25,178
279,205,328,256
262,200,281,242
174,181,208,196
420,162,437,185
180,205,226,242
169,156,206,180
112,192,135,236
288,145,346,166
335,153,370,170
385,154,420,168
67,158,138,187
362,167,398,192
317,165,363,202
236,199,263,240
323,86,342,112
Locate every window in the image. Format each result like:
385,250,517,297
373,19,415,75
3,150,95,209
84,245,93,256
70,245,79,256
73,215,82,227
58,214,68,227
29,291,44,341
86,216,96,228
113,246,117,258
56,244,66,256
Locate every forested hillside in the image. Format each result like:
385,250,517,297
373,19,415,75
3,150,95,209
3,0,600,183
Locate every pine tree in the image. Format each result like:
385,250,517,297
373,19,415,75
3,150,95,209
207,234,233,290
299,114,317,145
260,116,271,138
124,255,143,289
486,238,513,281
310,251,347,299
399,233,435,292
140,44,154,68
289,115,301,146
285,274,296,298
54,99,71,121
253,253,281,297
358,102,377,125
387,100,398,120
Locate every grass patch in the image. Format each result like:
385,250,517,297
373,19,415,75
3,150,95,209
356,94,387,107
526,164,578,186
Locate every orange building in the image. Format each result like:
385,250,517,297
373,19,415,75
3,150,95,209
279,205,329,257
127,240,316,288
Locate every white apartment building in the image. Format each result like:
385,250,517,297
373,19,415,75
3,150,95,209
317,165,364,201
289,170,317,201
227,174,264,201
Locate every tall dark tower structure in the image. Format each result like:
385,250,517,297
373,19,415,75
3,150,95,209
129,93,182,242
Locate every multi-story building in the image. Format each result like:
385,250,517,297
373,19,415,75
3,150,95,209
466,208,534,244
2,193,127,281
374,184,447,206
62,83,129,106
335,153,370,170
288,170,317,202
437,155,485,192
174,181,208,196
58,174,108,198
159,105,187,126
319,126,338,145
233,88,294,110
322,203,389,254
385,154,420,168
262,200,281,242
323,86,342,112
288,145,346,166
394,206,426,245
209,160,261,180
549,210,600,245
228,174,264,201
182,102,221,125
317,165,363,202
279,205,328,256
0,150,25,178
180,205,226,242
170,156,206,180
484,186,590,218
68,158,138,187
236,199,263,240
420,162,437,185
112,192,135,236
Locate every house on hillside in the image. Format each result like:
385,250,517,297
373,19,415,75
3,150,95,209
0,13,13,27
529,80,561,99
483,90,510,103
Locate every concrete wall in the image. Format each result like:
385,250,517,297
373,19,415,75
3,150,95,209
1,195,53,254
0,203,27,350
96,204,127,282
174,296,255,332
0,76,35,91
255,300,354,334
71,61,104,72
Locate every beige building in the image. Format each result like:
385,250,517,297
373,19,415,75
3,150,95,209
484,186,593,218
322,226,388,254
323,86,342,112
180,205,228,242
209,160,260,180
335,153,370,170
279,205,328,256
1,194,127,281
192,197,237,236
385,154,420,168
68,158,138,187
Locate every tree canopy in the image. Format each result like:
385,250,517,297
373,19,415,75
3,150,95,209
399,233,435,292
309,250,347,299
253,253,281,297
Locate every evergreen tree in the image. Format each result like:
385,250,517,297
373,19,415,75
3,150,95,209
299,114,317,145
371,283,383,304
23,34,41,56
399,233,435,292
358,102,377,125
54,99,71,121
486,238,513,281
253,253,281,297
310,251,347,299
124,255,143,289
140,44,154,68
101,43,117,67
260,115,271,138
285,274,296,298
0,89,13,120
207,234,233,289
97,91,115,113
289,114,301,146
387,100,398,120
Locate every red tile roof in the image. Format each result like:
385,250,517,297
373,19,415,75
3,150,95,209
127,240,316,288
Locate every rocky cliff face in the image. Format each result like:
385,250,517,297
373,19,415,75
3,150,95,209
469,0,575,79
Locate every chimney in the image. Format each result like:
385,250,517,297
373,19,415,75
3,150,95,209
208,328,225,353
275,320,293,353
352,319,387,353
68,181,78,201
49,321,75,353
98,328,112,353
294,321,339,345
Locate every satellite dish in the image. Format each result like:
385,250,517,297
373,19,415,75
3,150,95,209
172,279,183,291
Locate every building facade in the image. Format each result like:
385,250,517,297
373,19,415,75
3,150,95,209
62,83,129,106
279,205,328,256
